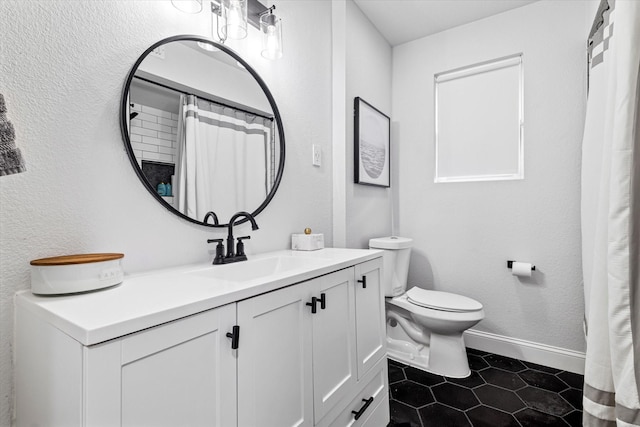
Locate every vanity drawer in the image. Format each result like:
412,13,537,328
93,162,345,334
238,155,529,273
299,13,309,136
360,392,390,427
319,358,388,427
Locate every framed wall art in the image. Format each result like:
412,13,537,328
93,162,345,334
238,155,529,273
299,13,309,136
354,97,390,187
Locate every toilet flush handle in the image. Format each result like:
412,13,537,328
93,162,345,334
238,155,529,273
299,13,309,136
357,276,367,288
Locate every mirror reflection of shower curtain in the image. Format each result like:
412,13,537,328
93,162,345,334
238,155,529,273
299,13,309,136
175,95,274,221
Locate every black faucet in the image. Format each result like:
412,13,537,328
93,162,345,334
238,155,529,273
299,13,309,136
226,211,259,261
207,211,259,264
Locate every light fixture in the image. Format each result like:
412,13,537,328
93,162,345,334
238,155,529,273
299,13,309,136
171,0,203,14
260,7,282,60
198,2,222,50
220,0,248,40
174,0,283,59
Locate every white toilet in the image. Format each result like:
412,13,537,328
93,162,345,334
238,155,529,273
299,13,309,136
369,236,485,378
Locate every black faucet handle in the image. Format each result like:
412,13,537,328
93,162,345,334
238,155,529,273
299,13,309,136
236,236,251,256
207,239,225,264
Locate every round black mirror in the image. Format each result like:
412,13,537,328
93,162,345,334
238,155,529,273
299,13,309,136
120,35,285,227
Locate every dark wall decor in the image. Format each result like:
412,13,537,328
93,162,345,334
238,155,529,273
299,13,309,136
354,97,390,187
0,93,26,176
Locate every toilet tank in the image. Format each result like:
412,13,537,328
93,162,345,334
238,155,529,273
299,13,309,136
369,237,413,297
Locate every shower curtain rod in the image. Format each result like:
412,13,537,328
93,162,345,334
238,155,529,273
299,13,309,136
133,73,274,121
588,0,610,43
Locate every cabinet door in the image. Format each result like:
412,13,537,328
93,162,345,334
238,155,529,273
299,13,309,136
355,258,386,378
85,304,237,427
237,283,313,427
311,268,358,424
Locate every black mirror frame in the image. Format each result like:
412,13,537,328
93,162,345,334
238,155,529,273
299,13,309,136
119,35,285,228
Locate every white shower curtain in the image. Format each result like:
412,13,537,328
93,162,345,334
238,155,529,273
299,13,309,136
581,0,640,425
175,95,274,222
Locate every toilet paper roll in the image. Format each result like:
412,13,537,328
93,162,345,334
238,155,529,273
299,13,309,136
512,262,533,277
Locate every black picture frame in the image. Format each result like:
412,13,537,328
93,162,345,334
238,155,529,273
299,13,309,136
354,97,390,187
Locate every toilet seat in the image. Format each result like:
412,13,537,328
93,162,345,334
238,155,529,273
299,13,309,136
406,287,483,313
387,293,485,324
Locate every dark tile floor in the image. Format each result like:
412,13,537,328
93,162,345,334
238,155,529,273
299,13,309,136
387,348,583,427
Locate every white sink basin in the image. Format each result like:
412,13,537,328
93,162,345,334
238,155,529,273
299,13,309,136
187,255,327,282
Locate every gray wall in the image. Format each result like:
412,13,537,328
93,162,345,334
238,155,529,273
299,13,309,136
0,2,333,424
392,0,591,352
345,0,394,249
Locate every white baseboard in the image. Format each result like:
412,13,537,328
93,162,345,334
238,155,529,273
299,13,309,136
463,329,586,374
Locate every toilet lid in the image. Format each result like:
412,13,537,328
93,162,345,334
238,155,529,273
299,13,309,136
406,287,483,312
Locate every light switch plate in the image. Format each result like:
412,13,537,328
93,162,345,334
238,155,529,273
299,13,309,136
312,144,321,166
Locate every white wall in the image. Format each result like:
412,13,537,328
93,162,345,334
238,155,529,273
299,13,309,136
0,1,333,424
345,0,393,249
393,0,590,353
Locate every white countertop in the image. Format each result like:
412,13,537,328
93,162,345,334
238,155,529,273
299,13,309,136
16,248,382,346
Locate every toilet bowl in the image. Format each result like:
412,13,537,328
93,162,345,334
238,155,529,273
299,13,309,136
369,236,485,378
387,287,484,378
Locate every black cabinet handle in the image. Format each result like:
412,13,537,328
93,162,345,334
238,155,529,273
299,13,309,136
306,297,318,314
357,276,367,288
226,325,240,349
351,396,374,420
319,293,326,310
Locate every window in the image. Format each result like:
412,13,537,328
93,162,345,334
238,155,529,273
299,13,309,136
434,54,524,183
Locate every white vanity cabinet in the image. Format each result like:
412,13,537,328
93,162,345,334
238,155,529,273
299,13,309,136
315,259,389,427
15,249,387,427
354,259,386,379
89,304,237,427
237,267,358,427
237,261,389,427
16,303,238,427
